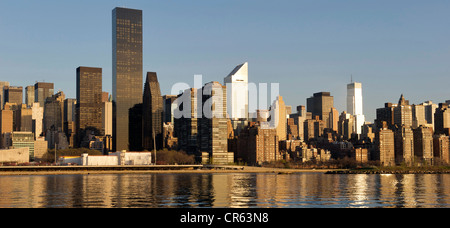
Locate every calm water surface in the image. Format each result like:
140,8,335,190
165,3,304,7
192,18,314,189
1,173,450,208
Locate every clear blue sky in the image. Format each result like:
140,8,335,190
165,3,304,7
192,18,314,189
1,0,450,122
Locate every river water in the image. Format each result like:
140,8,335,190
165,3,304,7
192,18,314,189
0,173,449,208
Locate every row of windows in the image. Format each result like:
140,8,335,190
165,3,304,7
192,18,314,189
116,19,141,26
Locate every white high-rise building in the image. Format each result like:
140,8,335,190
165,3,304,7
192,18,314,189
347,82,365,135
224,62,249,120
31,102,44,138
103,97,113,136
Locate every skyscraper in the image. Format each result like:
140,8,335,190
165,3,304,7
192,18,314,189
199,82,230,164
4,86,23,106
412,103,426,129
25,85,35,108
347,82,365,135
329,107,339,132
18,104,32,132
102,97,113,137
43,92,69,150
163,95,177,124
275,96,287,141
142,72,163,151
338,111,354,140
394,126,414,165
262,96,287,141
376,127,395,167
224,62,249,120
0,109,13,148
0,81,10,110
413,126,434,165
76,67,103,147
31,102,43,138
423,101,438,130
174,88,201,155
128,103,143,152
64,98,76,148
394,94,413,128
237,124,280,165
44,91,65,133
224,62,249,136
376,103,396,130
307,92,334,129
34,82,54,108
288,106,309,141
434,103,450,136
112,7,143,151
433,135,450,165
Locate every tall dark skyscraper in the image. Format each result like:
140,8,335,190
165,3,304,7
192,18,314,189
112,7,143,151
43,91,65,133
34,82,54,108
76,67,103,147
4,86,23,105
142,72,163,151
434,103,450,135
0,81,10,110
307,92,334,129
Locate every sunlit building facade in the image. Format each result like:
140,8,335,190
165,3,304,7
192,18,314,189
224,62,249,120
307,92,334,129
347,82,365,135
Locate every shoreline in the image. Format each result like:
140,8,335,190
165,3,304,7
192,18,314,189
326,170,450,175
0,165,336,176
325,166,450,174
3,165,450,176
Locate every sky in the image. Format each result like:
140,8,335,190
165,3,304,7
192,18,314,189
1,0,450,122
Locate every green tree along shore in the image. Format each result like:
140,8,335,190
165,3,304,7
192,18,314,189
42,148,103,163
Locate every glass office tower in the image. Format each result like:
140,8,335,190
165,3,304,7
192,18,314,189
142,72,163,151
112,7,143,151
34,82,54,108
76,67,103,145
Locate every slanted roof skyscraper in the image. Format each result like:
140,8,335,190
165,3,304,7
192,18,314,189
142,72,163,151
224,62,249,120
394,94,412,128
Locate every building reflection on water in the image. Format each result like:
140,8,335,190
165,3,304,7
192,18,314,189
1,173,450,208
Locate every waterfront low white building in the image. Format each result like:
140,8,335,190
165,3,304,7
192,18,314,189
59,151,152,166
0,148,29,164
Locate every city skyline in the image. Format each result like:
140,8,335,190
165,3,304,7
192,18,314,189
1,1,450,123
3,1,450,211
